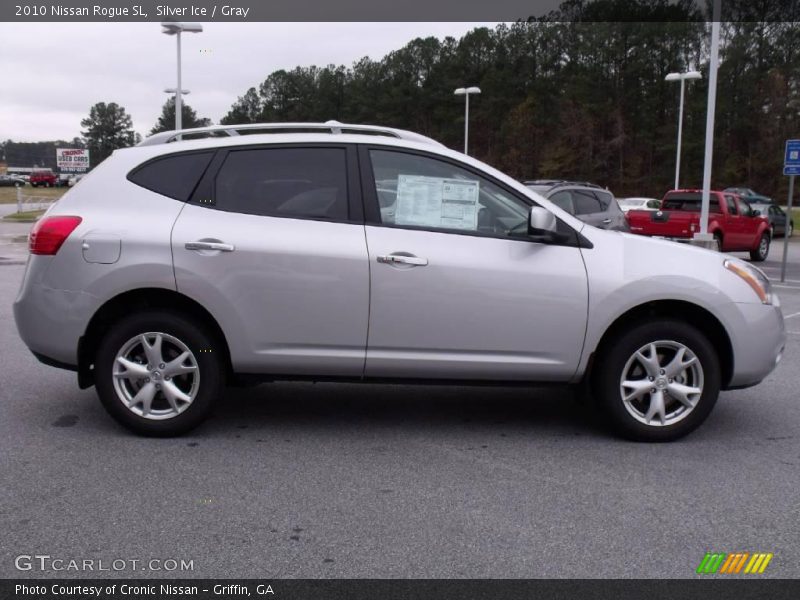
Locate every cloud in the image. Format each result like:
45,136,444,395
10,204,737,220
0,22,496,143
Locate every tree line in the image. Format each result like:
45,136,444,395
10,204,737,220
219,15,799,199
4,1,798,201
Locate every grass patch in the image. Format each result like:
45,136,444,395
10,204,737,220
0,186,67,204
2,209,45,222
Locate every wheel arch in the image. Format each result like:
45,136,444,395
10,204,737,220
77,288,233,389
588,299,734,389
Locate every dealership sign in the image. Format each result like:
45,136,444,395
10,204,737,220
56,148,90,172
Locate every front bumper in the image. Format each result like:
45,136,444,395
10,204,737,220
721,301,786,389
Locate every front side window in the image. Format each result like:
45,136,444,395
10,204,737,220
369,150,530,236
214,147,348,220
549,191,575,214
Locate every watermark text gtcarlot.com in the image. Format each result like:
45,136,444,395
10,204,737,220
15,554,194,572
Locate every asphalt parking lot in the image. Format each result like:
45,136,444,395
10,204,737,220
1,222,799,579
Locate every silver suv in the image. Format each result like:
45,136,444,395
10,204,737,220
524,180,629,231
13,122,786,440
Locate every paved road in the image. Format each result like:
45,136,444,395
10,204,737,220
1,230,799,579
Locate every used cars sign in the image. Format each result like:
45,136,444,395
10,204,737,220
56,148,89,172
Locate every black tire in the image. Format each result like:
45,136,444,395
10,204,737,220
713,232,722,252
749,233,770,262
594,319,721,442
94,310,225,436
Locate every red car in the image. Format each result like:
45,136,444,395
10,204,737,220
627,189,772,261
29,169,57,188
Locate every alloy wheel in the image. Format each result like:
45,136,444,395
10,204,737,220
112,332,200,420
619,340,704,427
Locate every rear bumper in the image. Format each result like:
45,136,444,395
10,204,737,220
14,281,97,368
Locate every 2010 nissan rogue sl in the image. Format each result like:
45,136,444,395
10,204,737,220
13,122,786,441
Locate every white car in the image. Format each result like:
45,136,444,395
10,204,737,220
619,197,661,213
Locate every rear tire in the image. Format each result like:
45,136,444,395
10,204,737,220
594,320,721,442
749,233,770,262
94,310,225,436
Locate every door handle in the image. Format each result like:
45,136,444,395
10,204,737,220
377,254,428,266
185,241,235,252
602,218,612,225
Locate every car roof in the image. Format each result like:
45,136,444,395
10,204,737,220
138,121,445,149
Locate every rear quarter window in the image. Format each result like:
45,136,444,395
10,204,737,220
128,151,215,201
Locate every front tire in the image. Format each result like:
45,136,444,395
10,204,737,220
94,310,225,436
750,233,770,262
594,320,721,442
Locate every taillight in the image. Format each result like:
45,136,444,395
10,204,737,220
29,216,82,255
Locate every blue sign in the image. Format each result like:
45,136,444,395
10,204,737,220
785,139,800,176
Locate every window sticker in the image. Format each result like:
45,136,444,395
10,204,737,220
394,175,479,230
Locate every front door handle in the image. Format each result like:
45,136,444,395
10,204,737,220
185,241,235,252
377,254,428,266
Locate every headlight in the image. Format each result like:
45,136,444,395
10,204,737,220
724,259,773,304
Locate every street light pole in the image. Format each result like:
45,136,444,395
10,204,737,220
161,22,203,138
454,87,481,155
665,70,702,190
164,88,191,128
176,29,182,132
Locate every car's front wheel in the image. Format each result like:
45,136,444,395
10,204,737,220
94,310,225,436
595,320,721,442
750,233,770,262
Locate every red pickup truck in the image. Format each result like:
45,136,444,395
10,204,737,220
627,189,772,261
29,169,57,188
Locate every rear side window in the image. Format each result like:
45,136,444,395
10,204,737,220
128,151,214,201
725,195,738,215
214,148,348,220
595,191,613,211
573,190,603,215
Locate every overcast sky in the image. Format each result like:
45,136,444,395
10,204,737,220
0,22,498,143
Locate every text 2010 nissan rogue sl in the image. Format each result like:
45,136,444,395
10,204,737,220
13,123,786,441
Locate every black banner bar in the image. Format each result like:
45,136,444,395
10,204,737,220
3,580,800,600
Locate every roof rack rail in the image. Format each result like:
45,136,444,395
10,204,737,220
523,179,604,190
138,120,445,148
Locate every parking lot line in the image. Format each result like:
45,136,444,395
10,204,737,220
785,312,800,319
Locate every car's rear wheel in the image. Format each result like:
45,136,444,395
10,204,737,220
787,222,794,238
594,320,720,442
750,233,770,262
94,310,224,436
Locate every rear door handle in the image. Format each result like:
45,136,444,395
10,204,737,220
602,218,613,225
185,241,235,252
377,254,428,266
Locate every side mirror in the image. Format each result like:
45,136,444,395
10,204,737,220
529,206,557,235
751,209,760,217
